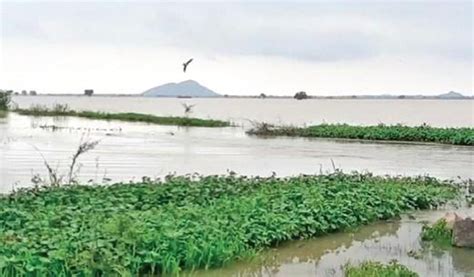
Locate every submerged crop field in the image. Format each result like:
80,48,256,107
0,173,457,275
247,123,474,145
14,106,230,127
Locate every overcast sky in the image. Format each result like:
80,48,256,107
0,0,472,95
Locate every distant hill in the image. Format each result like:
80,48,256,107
142,80,220,97
437,91,466,99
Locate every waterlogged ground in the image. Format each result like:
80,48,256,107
0,113,473,192
188,208,474,277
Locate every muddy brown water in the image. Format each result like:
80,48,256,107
1,113,473,192
11,96,474,127
186,208,474,277
1,97,473,276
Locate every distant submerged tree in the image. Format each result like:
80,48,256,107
259,93,267,99
294,91,308,100
84,89,94,96
29,90,37,96
21,90,27,96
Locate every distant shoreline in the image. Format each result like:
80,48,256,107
11,94,474,100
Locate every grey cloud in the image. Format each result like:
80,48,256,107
2,1,472,62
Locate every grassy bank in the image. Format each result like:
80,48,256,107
14,105,230,127
0,173,457,275
247,123,474,145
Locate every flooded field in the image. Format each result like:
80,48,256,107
1,97,473,276
1,112,473,192
188,208,474,277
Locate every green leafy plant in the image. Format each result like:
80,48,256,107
421,219,452,246
14,105,231,127
0,173,457,275
247,123,474,146
345,260,418,277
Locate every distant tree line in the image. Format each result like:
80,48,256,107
3,89,37,96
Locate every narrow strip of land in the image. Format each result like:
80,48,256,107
13,107,231,127
0,173,457,275
247,123,474,145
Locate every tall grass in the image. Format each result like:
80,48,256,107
247,123,474,146
0,173,457,275
14,104,231,127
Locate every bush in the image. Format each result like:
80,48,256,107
0,91,12,110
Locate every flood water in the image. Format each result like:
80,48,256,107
1,112,473,192
11,95,474,127
187,208,474,277
1,96,473,276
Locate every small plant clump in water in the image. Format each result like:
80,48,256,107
0,173,457,275
247,123,474,146
32,137,100,187
344,260,418,277
421,219,453,246
13,104,230,127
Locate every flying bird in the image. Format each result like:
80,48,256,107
182,103,195,114
183,58,193,72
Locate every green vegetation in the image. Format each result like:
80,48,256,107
0,173,457,275
0,91,12,111
14,104,230,127
421,219,452,246
345,261,418,277
247,123,474,146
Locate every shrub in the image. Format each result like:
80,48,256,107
0,91,11,110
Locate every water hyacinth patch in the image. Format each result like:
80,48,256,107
344,261,419,277
0,173,458,275
247,123,474,146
